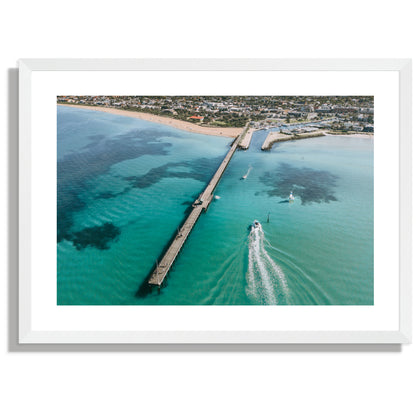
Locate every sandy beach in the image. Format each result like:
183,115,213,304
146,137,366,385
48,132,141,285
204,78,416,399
58,104,243,138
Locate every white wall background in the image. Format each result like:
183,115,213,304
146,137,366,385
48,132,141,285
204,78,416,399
1,1,414,415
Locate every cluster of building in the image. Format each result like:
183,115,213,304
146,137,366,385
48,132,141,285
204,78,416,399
57,95,374,132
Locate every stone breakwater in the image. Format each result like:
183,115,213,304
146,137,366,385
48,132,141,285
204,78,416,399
261,131,325,150
238,128,255,150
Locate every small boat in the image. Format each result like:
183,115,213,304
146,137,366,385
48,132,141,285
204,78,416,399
289,192,295,202
241,166,252,180
252,220,261,229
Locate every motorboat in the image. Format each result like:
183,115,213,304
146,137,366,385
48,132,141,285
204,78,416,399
289,192,295,202
252,220,261,229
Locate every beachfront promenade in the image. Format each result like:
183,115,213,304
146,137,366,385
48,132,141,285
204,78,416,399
148,132,243,287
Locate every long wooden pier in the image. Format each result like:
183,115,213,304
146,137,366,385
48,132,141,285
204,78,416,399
147,132,244,287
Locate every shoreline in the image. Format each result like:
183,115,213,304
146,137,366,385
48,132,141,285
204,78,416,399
58,104,243,138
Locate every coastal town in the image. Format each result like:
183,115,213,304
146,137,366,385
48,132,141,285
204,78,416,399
58,95,374,135
56,96,375,305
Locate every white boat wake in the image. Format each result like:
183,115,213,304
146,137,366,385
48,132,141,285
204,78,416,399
246,222,289,304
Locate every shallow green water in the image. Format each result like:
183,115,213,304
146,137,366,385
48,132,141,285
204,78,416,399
57,106,373,305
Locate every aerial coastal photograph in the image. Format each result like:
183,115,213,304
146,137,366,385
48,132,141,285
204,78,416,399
57,95,374,305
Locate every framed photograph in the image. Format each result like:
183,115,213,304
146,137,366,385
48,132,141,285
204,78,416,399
19,59,411,344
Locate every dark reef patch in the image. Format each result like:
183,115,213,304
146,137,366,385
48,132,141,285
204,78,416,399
95,191,119,200
80,134,107,150
117,128,180,141
57,128,172,242
124,157,223,189
70,222,121,250
260,163,338,205
94,188,130,200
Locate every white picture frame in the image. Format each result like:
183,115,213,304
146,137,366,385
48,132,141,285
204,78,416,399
18,59,412,344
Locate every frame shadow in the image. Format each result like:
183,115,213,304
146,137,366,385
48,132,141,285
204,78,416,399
7,67,401,353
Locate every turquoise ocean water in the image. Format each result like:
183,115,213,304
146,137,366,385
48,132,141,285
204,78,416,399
57,106,373,305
